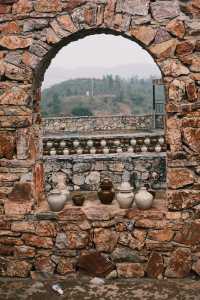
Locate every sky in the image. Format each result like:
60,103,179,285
43,34,161,88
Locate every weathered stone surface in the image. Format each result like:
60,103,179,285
192,259,200,276
35,221,57,237
63,0,86,13
65,231,89,249
166,19,185,38
116,0,150,16
190,56,200,73
11,221,35,233
154,28,171,44
0,36,32,50
176,41,195,56
161,59,189,77
183,128,200,153
8,182,32,202
4,199,33,216
83,206,110,221
146,252,164,279
131,26,156,46
22,234,53,248
0,86,31,106
117,263,144,278
0,21,21,34
168,190,200,210
7,260,32,277
148,228,174,242
22,51,40,69
59,207,86,221
55,232,68,249
151,1,180,21
135,218,167,229
0,246,15,256
150,39,176,59
94,228,118,252
57,15,77,32
166,116,182,152
14,246,35,258
35,256,55,273
0,4,11,14
0,132,16,160
34,0,62,12
165,248,191,278
168,168,194,189
12,0,33,14
85,172,100,185
5,63,32,81
57,258,75,275
174,221,200,246
111,247,145,263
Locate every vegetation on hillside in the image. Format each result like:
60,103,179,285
41,75,165,117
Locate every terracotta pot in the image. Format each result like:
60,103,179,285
116,182,134,209
135,187,154,210
72,194,85,206
48,191,66,212
98,178,115,205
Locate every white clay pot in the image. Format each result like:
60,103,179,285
116,182,134,209
127,146,134,153
144,138,150,145
47,191,66,212
101,140,107,147
158,137,165,145
63,148,69,155
141,145,148,152
114,140,120,146
73,140,80,148
87,140,93,147
130,139,137,146
46,141,53,148
60,140,66,148
90,147,96,154
50,148,56,155
76,148,83,155
103,147,109,154
134,187,154,210
155,144,162,153
116,147,123,153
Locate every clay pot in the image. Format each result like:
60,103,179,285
98,178,115,205
48,190,66,212
116,182,134,209
134,187,154,210
72,194,85,206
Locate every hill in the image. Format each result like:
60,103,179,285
41,75,165,117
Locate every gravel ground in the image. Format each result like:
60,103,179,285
1,275,200,300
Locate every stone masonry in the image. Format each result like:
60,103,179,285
0,0,200,278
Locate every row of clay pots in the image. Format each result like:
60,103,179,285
46,137,165,149
98,179,154,210
48,144,163,156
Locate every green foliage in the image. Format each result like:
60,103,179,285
71,106,93,116
41,75,165,117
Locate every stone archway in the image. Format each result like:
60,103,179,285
0,0,200,278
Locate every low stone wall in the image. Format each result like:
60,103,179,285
44,154,166,193
0,204,197,279
43,115,154,133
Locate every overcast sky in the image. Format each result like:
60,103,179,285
43,34,161,87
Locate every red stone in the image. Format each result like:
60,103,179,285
7,260,32,277
146,252,164,278
22,233,53,248
0,4,11,13
165,248,191,278
57,15,77,32
8,182,32,202
183,127,200,153
176,41,195,56
35,221,57,237
34,0,62,12
117,263,144,278
168,168,194,189
0,246,15,256
0,35,32,50
11,221,35,233
148,228,174,242
63,0,86,13
0,132,16,160
14,245,35,258
0,21,21,33
35,256,55,274
168,190,200,210
94,228,119,253
174,221,200,246
12,0,33,14
0,236,23,246
131,26,156,46
57,258,75,275
166,19,185,38
4,199,33,216
186,81,198,102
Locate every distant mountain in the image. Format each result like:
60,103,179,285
42,63,161,89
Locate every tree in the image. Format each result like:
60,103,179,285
71,106,93,117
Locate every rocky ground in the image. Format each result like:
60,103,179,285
1,275,200,300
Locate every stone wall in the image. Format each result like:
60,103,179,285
44,154,166,193
43,115,154,133
0,0,200,279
